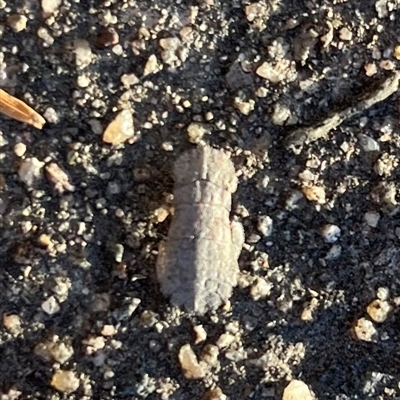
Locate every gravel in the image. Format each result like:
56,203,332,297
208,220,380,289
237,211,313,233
1,0,400,399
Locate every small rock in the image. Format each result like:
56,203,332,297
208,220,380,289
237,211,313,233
366,299,392,323
193,325,207,344
187,122,210,144
201,387,227,400
7,14,28,32
51,370,80,393
364,211,380,228
245,1,270,30
2,314,22,333
101,325,117,336
95,27,119,48
72,39,92,69
43,107,59,124
216,333,235,349
233,97,255,115
394,45,400,60
83,336,106,354
256,62,283,83
35,337,73,364
364,63,378,77
320,224,341,243
41,296,60,315
353,317,378,342
121,73,139,88
14,142,26,157
301,298,319,322
339,27,352,41
143,55,160,77
375,0,388,18
302,185,326,204
178,344,205,380
18,157,44,187
45,163,75,194
282,379,314,400
271,102,292,126
358,134,380,152
41,0,61,16
200,344,219,367
103,110,136,145
257,215,273,237
91,293,111,313
250,277,272,300
159,37,182,65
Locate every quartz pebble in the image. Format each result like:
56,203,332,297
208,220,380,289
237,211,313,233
18,157,44,187
320,224,341,243
41,296,61,315
353,317,378,342
51,370,80,393
282,379,314,400
143,55,160,76
257,215,273,237
103,110,135,145
178,344,205,379
366,299,392,323
14,142,26,157
193,325,207,344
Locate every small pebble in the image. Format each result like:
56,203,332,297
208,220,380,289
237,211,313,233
366,299,392,323
187,122,210,144
364,211,380,228
364,63,378,77
41,296,61,315
101,325,117,336
193,325,207,344
7,14,28,32
257,215,273,237
339,27,352,41
216,333,235,349
320,224,341,243
121,73,139,88
201,387,227,400
2,314,22,333
394,44,400,60
45,163,75,194
51,370,80,393
14,142,26,157
143,55,160,77
353,317,378,342
282,379,314,400
302,185,326,204
250,277,272,300
358,134,380,152
103,110,135,145
41,0,62,16
95,27,119,48
178,344,205,380
18,157,44,187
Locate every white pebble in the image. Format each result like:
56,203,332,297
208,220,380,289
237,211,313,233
320,224,341,243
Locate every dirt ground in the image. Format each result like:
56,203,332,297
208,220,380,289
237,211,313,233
1,0,400,399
